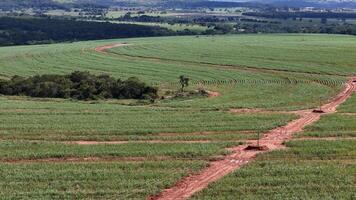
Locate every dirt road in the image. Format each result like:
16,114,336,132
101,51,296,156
148,77,356,200
94,43,130,53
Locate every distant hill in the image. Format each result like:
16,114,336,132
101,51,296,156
0,0,68,10
2,0,356,9
0,0,263,9
217,0,356,8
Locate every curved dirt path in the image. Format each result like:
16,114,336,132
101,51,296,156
1,156,171,164
148,77,356,200
64,140,216,145
94,43,131,54
206,90,221,98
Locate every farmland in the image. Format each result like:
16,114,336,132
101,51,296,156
191,140,356,199
0,34,355,199
192,81,356,200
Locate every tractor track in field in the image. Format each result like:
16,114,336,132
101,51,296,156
0,156,172,164
94,43,348,78
229,108,308,115
94,43,131,53
291,137,356,141
147,77,356,200
63,140,222,145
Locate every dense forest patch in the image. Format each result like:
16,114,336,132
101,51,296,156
0,71,158,100
0,17,175,46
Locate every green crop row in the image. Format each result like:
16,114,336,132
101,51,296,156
0,141,240,161
192,140,356,200
0,160,207,199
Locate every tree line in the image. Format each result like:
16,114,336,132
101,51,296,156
0,17,175,46
0,71,158,100
244,11,356,19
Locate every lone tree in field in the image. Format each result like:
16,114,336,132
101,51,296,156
179,75,189,92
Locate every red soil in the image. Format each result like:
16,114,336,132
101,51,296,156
65,140,214,145
292,137,356,141
206,91,221,97
2,156,170,164
148,77,356,200
94,43,131,53
157,130,255,137
229,108,309,115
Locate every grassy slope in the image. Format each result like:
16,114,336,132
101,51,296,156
109,34,356,75
0,35,348,110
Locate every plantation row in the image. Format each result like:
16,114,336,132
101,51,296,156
166,77,345,87
110,35,356,75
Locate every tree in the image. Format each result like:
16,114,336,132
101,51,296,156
179,75,189,92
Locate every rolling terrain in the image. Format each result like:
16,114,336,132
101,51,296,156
0,34,355,199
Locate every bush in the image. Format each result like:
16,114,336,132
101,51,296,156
0,71,158,100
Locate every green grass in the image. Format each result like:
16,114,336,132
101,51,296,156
338,94,356,113
191,140,356,200
0,160,206,199
0,97,295,141
0,141,239,160
109,34,356,75
300,93,356,138
302,114,356,138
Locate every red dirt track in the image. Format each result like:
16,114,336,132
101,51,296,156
94,43,130,53
148,77,356,200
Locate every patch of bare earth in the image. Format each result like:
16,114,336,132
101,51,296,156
148,78,356,200
157,131,255,137
229,108,310,115
94,43,131,53
206,91,221,98
64,140,216,145
292,137,356,141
